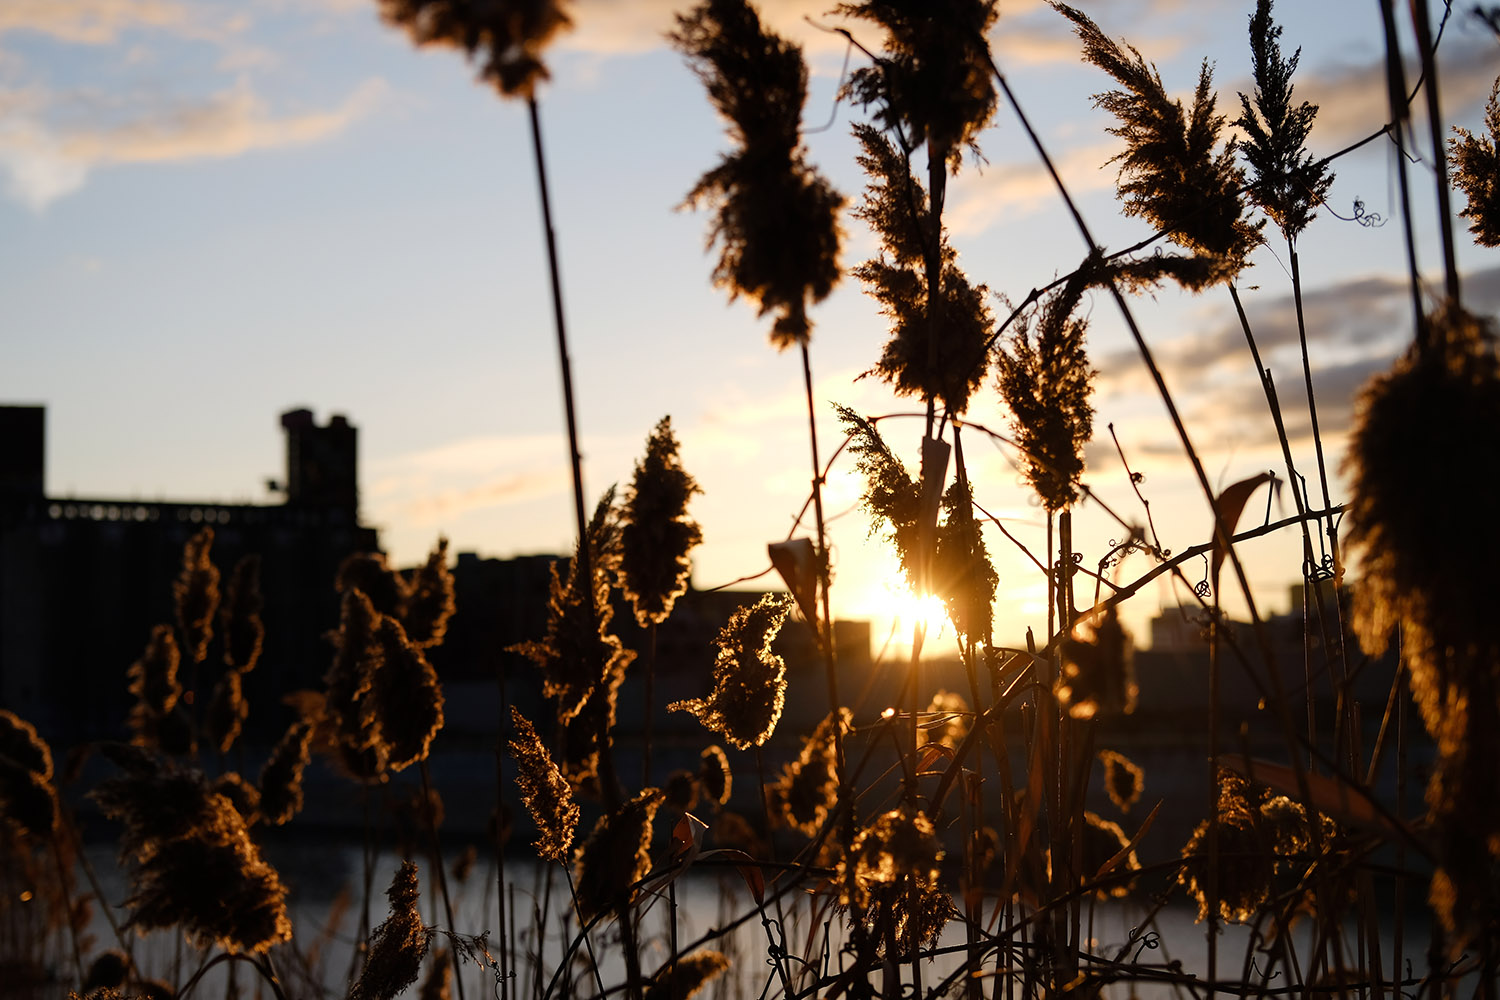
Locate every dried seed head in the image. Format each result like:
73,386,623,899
839,805,943,910
1078,811,1139,898
338,552,404,619
174,528,220,663
1449,80,1500,248
1056,607,1137,719
324,589,389,783
373,617,445,772
0,709,58,838
836,0,999,165
767,710,848,835
664,770,700,813
401,539,456,648
93,756,290,952
204,669,248,756
1098,749,1144,814
620,417,703,627
1053,4,1260,280
573,788,664,923
669,595,793,749
559,653,628,795
645,950,731,1000
697,746,733,806
220,556,264,673
379,0,571,98
1233,0,1333,241
258,720,313,827
81,950,130,993
933,482,997,643
127,626,181,719
351,861,429,1000
674,0,844,348
837,405,922,593
509,707,579,863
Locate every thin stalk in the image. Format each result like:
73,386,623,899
1410,0,1462,304
420,760,467,1000
799,340,844,782
643,622,657,787
47,833,85,989
494,661,511,1000
1377,0,1429,344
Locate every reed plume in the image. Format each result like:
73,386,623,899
258,719,313,826
933,479,996,643
509,707,579,863
995,256,1098,512
220,556,264,673
351,861,429,1000
1233,0,1333,241
851,124,994,414
174,528,220,664
92,753,291,952
1098,749,1144,815
126,626,183,752
338,552,404,619
619,416,702,627
0,709,58,839
211,771,260,822
1077,811,1140,898
323,589,389,783
644,950,730,1000
697,745,733,806
1052,4,1260,281
372,617,445,772
838,805,954,952
669,595,793,750
401,539,456,648
1055,607,1137,719
572,787,664,922
766,709,848,835
1450,79,1500,247
1345,301,1500,935
204,668,247,756
378,0,570,97
673,0,844,347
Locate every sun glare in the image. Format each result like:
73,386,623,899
870,581,952,651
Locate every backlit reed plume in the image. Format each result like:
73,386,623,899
509,707,579,863
1233,0,1332,242
1098,749,1144,814
933,479,997,642
401,539,456,648
837,405,921,591
81,950,129,994
173,528,220,664
673,0,844,348
559,654,627,794
1053,4,1260,282
378,0,571,98
767,710,849,835
1056,606,1137,719
1450,79,1500,247
1077,811,1139,898
204,669,247,756
996,257,1098,511
573,788,664,922
126,626,184,753
350,861,429,1000
838,805,953,952
920,690,969,749
323,589,389,782
851,124,994,414
514,490,632,724
419,949,451,1000
91,751,291,952
670,594,793,750
620,416,703,626
665,770,699,812
372,617,445,772
338,553,404,620
0,709,58,839
258,719,312,826
1178,768,1333,923
220,556,264,673
698,745,733,806
644,950,730,1000
837,0,998,167
1344,302,1500,935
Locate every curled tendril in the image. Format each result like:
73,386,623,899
1324,197,1387,228
1195,579,1212,598
1130,928,1161,962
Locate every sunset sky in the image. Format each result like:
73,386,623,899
3,0,1497,652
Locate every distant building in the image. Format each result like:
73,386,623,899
0,405,378,744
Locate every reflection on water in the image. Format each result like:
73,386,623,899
82,840,1441,1000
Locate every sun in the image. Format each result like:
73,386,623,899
869,581,952,650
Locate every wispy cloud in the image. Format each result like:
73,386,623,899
0,78,386,209
948,140,1121,235
0,0,215,45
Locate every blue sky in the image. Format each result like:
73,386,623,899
3,0,1498,650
